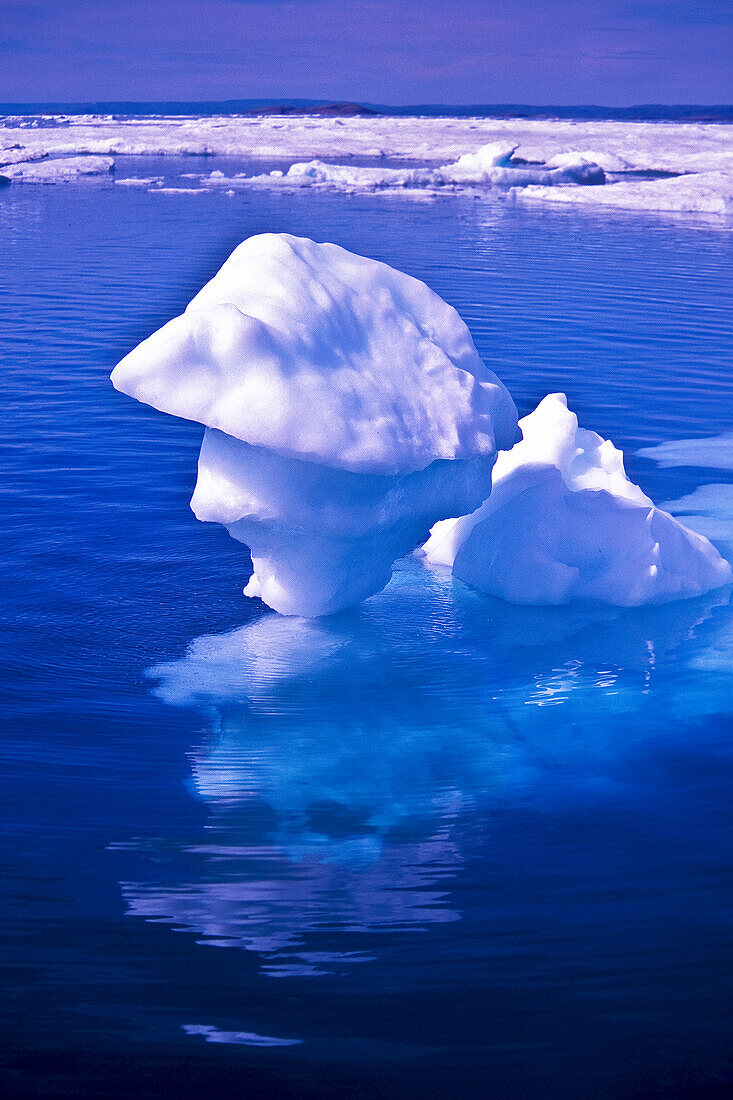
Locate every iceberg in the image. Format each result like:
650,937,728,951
423,394,732,606
111,233,517,616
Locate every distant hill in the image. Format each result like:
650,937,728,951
245,102,379,117
1,100,731,123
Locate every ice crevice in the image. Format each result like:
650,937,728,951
111,234,731,617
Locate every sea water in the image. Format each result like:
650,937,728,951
1,162,732,1097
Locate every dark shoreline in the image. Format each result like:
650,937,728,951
2,100,733,123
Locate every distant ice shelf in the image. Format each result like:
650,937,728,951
1,113,732,216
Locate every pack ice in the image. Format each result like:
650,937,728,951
111,233,518,616
424,394,731,606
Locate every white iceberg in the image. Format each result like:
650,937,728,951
112,233,517,616
423,394,731,606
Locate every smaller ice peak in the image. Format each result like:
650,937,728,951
423,394,732,607
439,141,518,177
542,152,607,183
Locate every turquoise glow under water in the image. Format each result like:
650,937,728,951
1,163,732,1097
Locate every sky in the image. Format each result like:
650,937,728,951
1,0,732,106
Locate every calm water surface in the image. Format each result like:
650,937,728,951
1,165,733,1098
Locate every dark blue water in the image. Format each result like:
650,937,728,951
2,169,733,1098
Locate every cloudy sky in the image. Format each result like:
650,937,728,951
2,0,732,105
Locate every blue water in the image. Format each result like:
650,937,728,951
2,168,733,1098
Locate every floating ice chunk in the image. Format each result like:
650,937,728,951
112,233,517,616
0,155,114,182
638,431,733,471
519,170,733,215
183,1025,302,1048
0,147,47,167
115,176,162,187
150,186,210,195
423,394,731,606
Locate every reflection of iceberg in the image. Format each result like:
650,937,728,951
120,561,731,977
123,832,462,978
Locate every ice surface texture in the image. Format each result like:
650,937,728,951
424,394,732,606
112,233,517,616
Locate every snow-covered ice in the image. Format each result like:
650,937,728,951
111,233,517,616
519,170,733,215
244,143,605,194
1,113,732,216
423,394,731,607
2,114,731,173
0,155,114,183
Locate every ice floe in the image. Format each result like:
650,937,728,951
111,233,517,617
114,176,163,187
0,154,114,183
182,1025,302,1048
638,431,733,471
0,147,47,167
233,143,605,194
423,394,731,606
519,170,733,215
